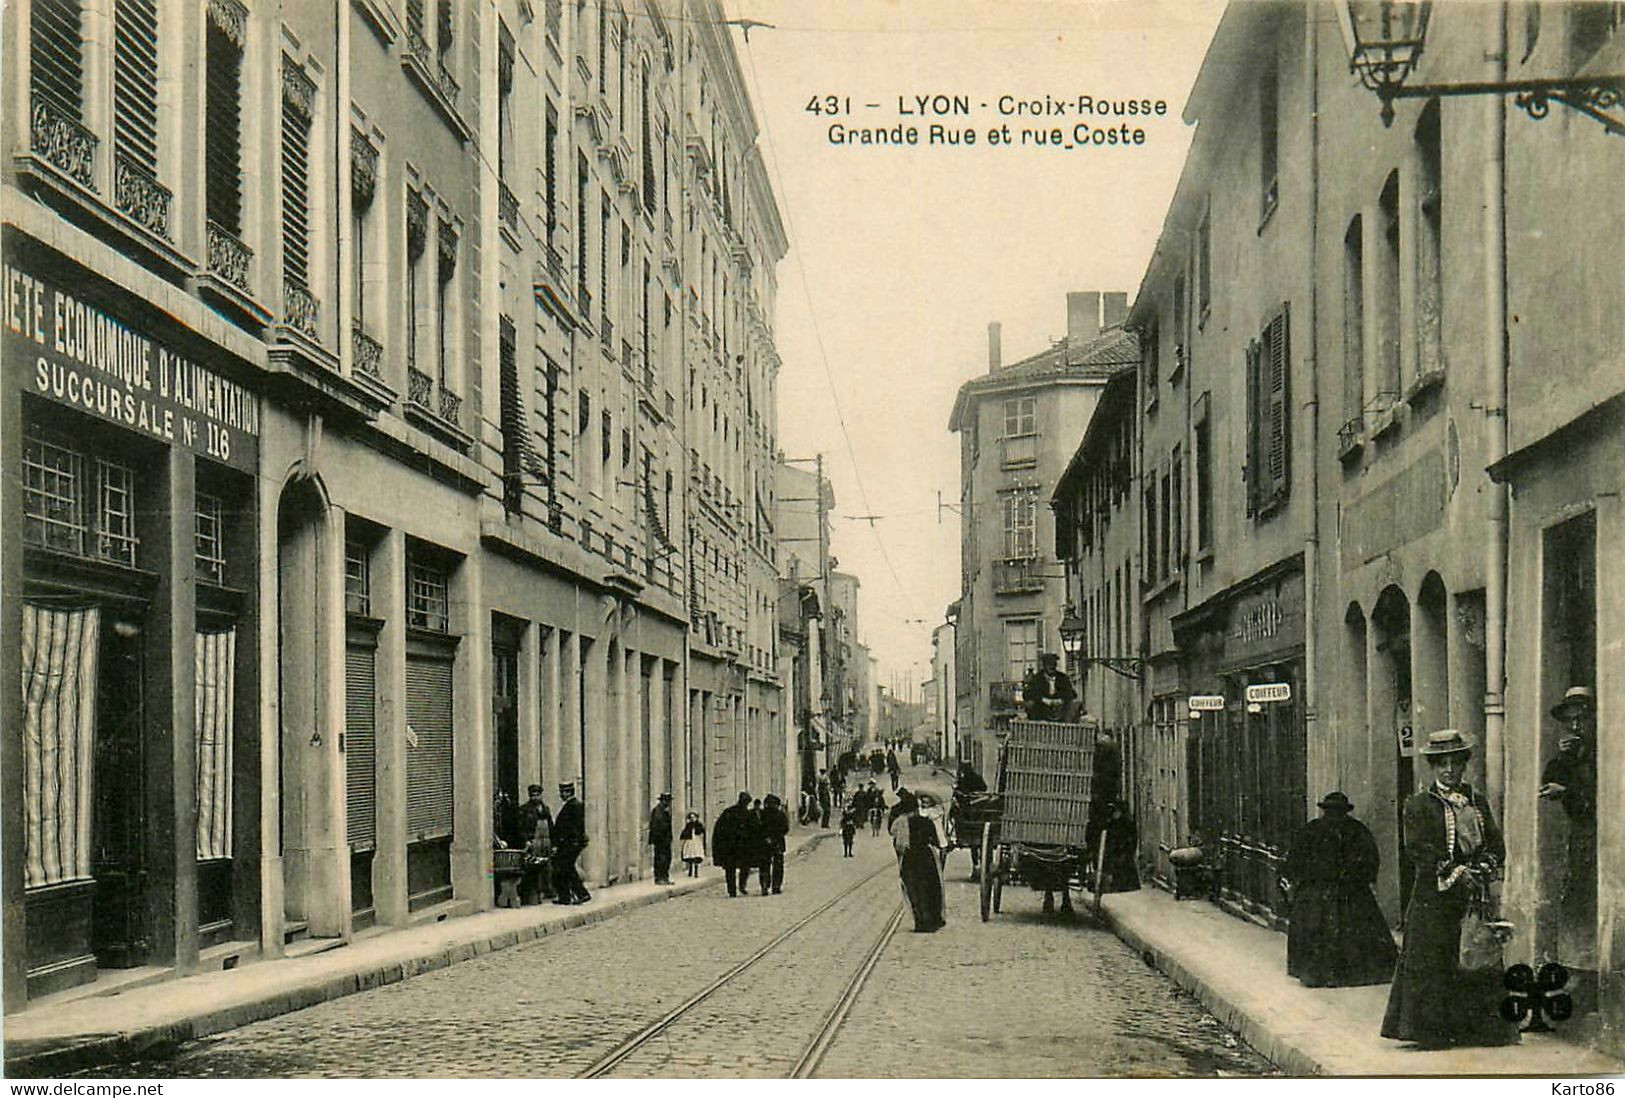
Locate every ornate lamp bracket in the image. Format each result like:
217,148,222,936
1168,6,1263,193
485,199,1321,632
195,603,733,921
1512,80,1625,138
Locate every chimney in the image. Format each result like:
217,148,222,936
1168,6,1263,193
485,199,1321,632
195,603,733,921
1067,292,1102,346
1102,292,1129,330
988,322,1002,373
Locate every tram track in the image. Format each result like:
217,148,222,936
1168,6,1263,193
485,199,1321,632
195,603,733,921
580,857,906,1079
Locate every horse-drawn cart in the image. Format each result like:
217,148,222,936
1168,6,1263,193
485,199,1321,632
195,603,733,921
977,719,1109,921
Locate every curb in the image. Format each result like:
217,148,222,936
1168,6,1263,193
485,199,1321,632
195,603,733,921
6,830,838,1078
1095,900,1322,1077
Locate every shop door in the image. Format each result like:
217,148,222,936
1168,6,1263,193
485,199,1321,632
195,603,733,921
345,628,378,924
404,650,455,909
491,641,520,845
93,616,146,968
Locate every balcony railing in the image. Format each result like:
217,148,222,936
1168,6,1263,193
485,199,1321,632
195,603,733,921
405,28,460,107
30,96,98,190
438,385,462,425
206,221,253,292
113,153,172,239
352,325,384,380
408,367,435,409
283,278,319,339
497,181,519,237
993,556,1046,595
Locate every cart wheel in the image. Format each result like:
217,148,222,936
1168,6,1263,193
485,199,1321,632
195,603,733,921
979,828,996,922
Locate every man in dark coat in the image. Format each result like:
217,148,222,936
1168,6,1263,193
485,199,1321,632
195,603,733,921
1540,685,1598,973
758,794,791,894
649,792,674,885
1281,791,1394,986
713,792,758,897
816,771,832,828
552,782,591,904
1381,731,1518,1048
1022,653,1079,722
886,748,901,791
517,784,554,903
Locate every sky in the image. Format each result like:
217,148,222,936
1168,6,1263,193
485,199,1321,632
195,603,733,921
726,0,1228,693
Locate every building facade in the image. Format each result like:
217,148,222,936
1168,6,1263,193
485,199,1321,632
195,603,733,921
948,295,1135,774
929,619,956,762
4,0,788,1013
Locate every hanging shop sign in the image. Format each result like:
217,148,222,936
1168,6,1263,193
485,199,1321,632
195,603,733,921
1245,682,1292,704
5,261,259,472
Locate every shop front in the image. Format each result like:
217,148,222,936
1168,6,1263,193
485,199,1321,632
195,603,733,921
5,242,262,1000
1175,557,1306,926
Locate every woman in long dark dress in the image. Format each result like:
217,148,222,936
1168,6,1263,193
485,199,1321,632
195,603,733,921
1282,791,1395,987
1381,731,1519,1048
890,792,945,932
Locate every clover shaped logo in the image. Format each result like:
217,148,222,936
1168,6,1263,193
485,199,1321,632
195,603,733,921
1500,962,1572,1032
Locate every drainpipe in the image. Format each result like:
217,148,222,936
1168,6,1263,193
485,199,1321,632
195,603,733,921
1483,2,1510,816
1303,4,1322,793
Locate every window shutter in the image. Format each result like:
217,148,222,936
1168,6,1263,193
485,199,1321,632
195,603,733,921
1266,307,1292,507
113,0,159,175
346,640,378,850
1244,341,1261,517
205,18,243,233
281,63,313,286
31,0,84,121
405,654,454,838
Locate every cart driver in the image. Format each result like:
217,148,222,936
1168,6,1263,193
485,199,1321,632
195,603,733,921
1023,653,1080,722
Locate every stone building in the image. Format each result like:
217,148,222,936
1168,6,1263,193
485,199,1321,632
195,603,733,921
947,295,1134,776
930,619,956,762
3,0,787,1013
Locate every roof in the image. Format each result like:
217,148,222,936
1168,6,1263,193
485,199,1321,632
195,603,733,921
947,326,1140,432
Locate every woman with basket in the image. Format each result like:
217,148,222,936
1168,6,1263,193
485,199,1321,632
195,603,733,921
1380,730,1518,1049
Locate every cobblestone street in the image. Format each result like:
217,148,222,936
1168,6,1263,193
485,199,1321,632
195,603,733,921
72,769,1274,1079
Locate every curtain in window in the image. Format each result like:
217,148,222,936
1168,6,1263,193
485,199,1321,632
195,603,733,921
21,603,100,889
195,627,235,861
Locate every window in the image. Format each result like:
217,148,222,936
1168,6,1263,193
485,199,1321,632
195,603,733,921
1376,171,1401,402
1415,100,1442,383
114,0,163,232
435,0,454,63
641,61,656,212
1246,306,1292,518
1343,216,1365,425
1194,399,1212,552
1144,481,1158,582
600,196,610,333
31,0,85,128
437,220,457,394
544,102,558,247
95,460,137,566
281,60,315,294
22,431,86,556
1002,489,1037,559
1002,396,1036,438
1569,2,1625,66
497,27,514,189
351,129,378,335
577,154,590,309
1197,207,1212,321
406,189,428,378
205,5,245,242
1143,320,1160,409
407,558,450,632
1172,274,1187,374
601,407,612,467
1171,447,1184,570
1005,619,1039,682
499,316,523,512
1259,50,1279,222
345,541,371,615
196,493,226,585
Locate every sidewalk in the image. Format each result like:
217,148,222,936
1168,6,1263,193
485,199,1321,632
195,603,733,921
1098,886,1624,1076
3,831,834,1078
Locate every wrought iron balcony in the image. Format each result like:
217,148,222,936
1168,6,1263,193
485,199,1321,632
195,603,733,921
30,96,98,191
993,556,1046,595
498,181,520,237
1337,413,1365,461
405,28,460,107
206,221,252,293
283,277,320,339
113,153,172,238
438,386,462,425
407,367,435,409
352,325,384,380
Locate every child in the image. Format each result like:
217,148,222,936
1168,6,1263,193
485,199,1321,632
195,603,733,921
840,809,857,857
679,812,706,877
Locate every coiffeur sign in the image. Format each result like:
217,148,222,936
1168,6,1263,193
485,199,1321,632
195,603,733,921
4,260,259,473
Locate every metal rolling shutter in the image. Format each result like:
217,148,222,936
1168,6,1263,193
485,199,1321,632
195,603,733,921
345,643,377,850
405,655,454,838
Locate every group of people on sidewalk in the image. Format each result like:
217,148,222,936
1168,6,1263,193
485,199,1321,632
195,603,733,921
710,792,793,896
492,782,592,906
1278,685,1597,1050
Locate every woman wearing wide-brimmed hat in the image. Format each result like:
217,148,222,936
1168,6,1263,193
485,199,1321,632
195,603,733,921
1281,791,1394,987
1380,730,1519,1048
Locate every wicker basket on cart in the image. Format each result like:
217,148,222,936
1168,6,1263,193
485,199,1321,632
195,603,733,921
997,719,1097,850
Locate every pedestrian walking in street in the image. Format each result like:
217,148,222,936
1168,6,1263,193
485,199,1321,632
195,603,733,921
552,782,591,905
649,792,674,885
713,792,759,897
886,748,901,792
1381,731,1518,1049
840,808,857,856
518,784,554,903
890,790,945,932
680,812,707,877
817,770,833,829
1280,792,1394,987
867,782,887,836
759,793,790,894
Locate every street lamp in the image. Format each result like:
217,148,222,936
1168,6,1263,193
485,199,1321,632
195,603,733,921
1059,612,1086,670
1338,0,1624,136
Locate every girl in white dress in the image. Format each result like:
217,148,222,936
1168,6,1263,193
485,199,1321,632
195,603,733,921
679,813,706,877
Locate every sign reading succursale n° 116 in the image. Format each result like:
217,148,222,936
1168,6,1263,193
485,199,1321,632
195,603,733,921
1244,683,1292,704
5,260,259,472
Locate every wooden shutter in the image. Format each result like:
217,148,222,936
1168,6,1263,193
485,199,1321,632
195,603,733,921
31,0,84,120
1244,341,1261,517
281,66,312,286
346,640,378,850
405,654,455,838
1265,306,1292,508
205,19,243,233
113,0,159,175
499,316,522,502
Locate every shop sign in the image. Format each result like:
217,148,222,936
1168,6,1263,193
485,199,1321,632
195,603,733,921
1187,694,1225,717
5,262,259,472
1220,570,1305,666
1245,683,1292,704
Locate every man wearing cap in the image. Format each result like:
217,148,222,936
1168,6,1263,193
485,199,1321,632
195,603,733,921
649,793,675,886
1022,652,1080,723
1280,791,1395,987
1540,685,1598,972
518,784,554,903
552,782,591,905
758,793,791,895
1382,730,1517,1048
